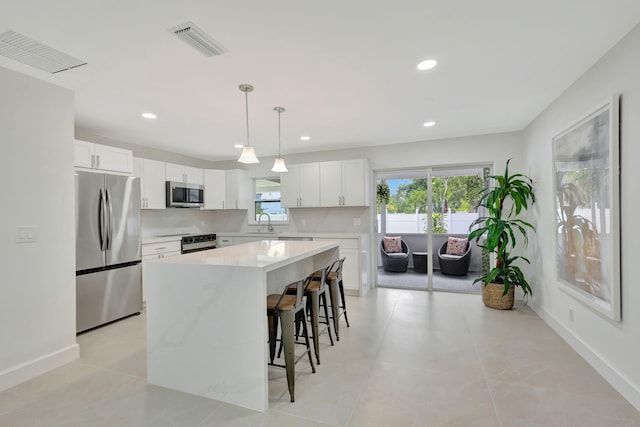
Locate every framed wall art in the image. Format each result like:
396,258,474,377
552,95,621,321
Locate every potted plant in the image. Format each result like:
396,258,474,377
377,181,390,206
469,159,536,309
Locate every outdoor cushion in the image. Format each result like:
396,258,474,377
440,253,463,260
446,237,468,255
387,252,407,258
383,236,402,253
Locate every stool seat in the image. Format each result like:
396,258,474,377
313,270,338,281
287,281,320,293
267,294,297,311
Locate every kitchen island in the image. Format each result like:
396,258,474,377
144,239,339,411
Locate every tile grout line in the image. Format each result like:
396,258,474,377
343,290,402,426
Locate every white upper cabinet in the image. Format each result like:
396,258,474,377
320,159,369,207
281,163,320,208
165,163,204,185
133,157,166,209
225,169,251,210
203,169,226,210
74,140,133,174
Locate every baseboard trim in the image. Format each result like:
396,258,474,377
0,343,80,392
531,302,640,412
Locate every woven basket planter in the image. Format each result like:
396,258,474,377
482,282,515,310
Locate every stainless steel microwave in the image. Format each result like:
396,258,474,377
166,181,204,207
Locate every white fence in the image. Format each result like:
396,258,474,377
377,212,478,234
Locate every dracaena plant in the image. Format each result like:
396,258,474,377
469,159,536,296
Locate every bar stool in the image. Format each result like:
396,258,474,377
284,268,334,365
267,276,315,402
318,257,350,341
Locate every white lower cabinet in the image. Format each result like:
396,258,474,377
141,240,181,300
313,237,366,295
216,236,234,247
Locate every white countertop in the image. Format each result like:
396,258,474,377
142,231,365,245
214,231,366,239
148,239,339,270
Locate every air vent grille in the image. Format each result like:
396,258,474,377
0,30,87,74
169,22,225,57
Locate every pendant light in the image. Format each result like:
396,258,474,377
271,106,288,173
237,83,259,164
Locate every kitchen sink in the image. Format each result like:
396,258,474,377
246,231,280,235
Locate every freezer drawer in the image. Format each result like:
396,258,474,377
76,263,142,333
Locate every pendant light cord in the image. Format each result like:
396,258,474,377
277,109,281,156
245,90,250,146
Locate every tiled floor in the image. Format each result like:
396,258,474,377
1,288,639,426
377,267,480,293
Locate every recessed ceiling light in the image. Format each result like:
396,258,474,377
423,121,436,127
417,59,437,71
300,136,310,141
233,144,244,148
141,112,157,119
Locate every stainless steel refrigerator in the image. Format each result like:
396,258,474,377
75,171,142,333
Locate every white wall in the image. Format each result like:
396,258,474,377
210,132,523,235
523,24,640,409
0,67,78,390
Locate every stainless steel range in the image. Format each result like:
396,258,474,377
181,233,217,254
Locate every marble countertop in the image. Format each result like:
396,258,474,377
147,239,339,270
142,231,365,245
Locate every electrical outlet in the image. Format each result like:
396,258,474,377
301,219,307,227
569,307,574,322
15,226,37,243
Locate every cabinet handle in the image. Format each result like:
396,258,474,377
91,154,95,168
222,200,224,209
96,155,100,169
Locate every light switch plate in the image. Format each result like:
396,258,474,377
353,218,361,226
15,226,37,243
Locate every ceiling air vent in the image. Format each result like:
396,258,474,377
168,22,225,57
0,30,87,74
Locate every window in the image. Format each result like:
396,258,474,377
252,177,288,223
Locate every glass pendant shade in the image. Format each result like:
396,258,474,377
237,83,259,164
238,145,259,164
271,156,288,172
271,106,288,173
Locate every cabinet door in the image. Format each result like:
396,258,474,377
143,159,166,209
165,163,185,182
280,165,300,208
225,169,251,210
74,140,94,168
185,166,204,185
341,159,367,206
299,163,320,207
133,158,144,208
93,144,133,174
340,247,360,291
320,161,343,207
203,169,226,209
217,236,234,247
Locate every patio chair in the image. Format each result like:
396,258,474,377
380,238,410,272
438,239,471,275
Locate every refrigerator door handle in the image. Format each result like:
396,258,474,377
99,188,107,251
105,188,113,250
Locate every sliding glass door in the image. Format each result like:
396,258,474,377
376,165,488,293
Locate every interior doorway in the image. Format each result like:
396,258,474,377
375,165,488,293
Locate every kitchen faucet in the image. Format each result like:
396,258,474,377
258,212,274,233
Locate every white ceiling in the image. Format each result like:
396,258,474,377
2,1,640,161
